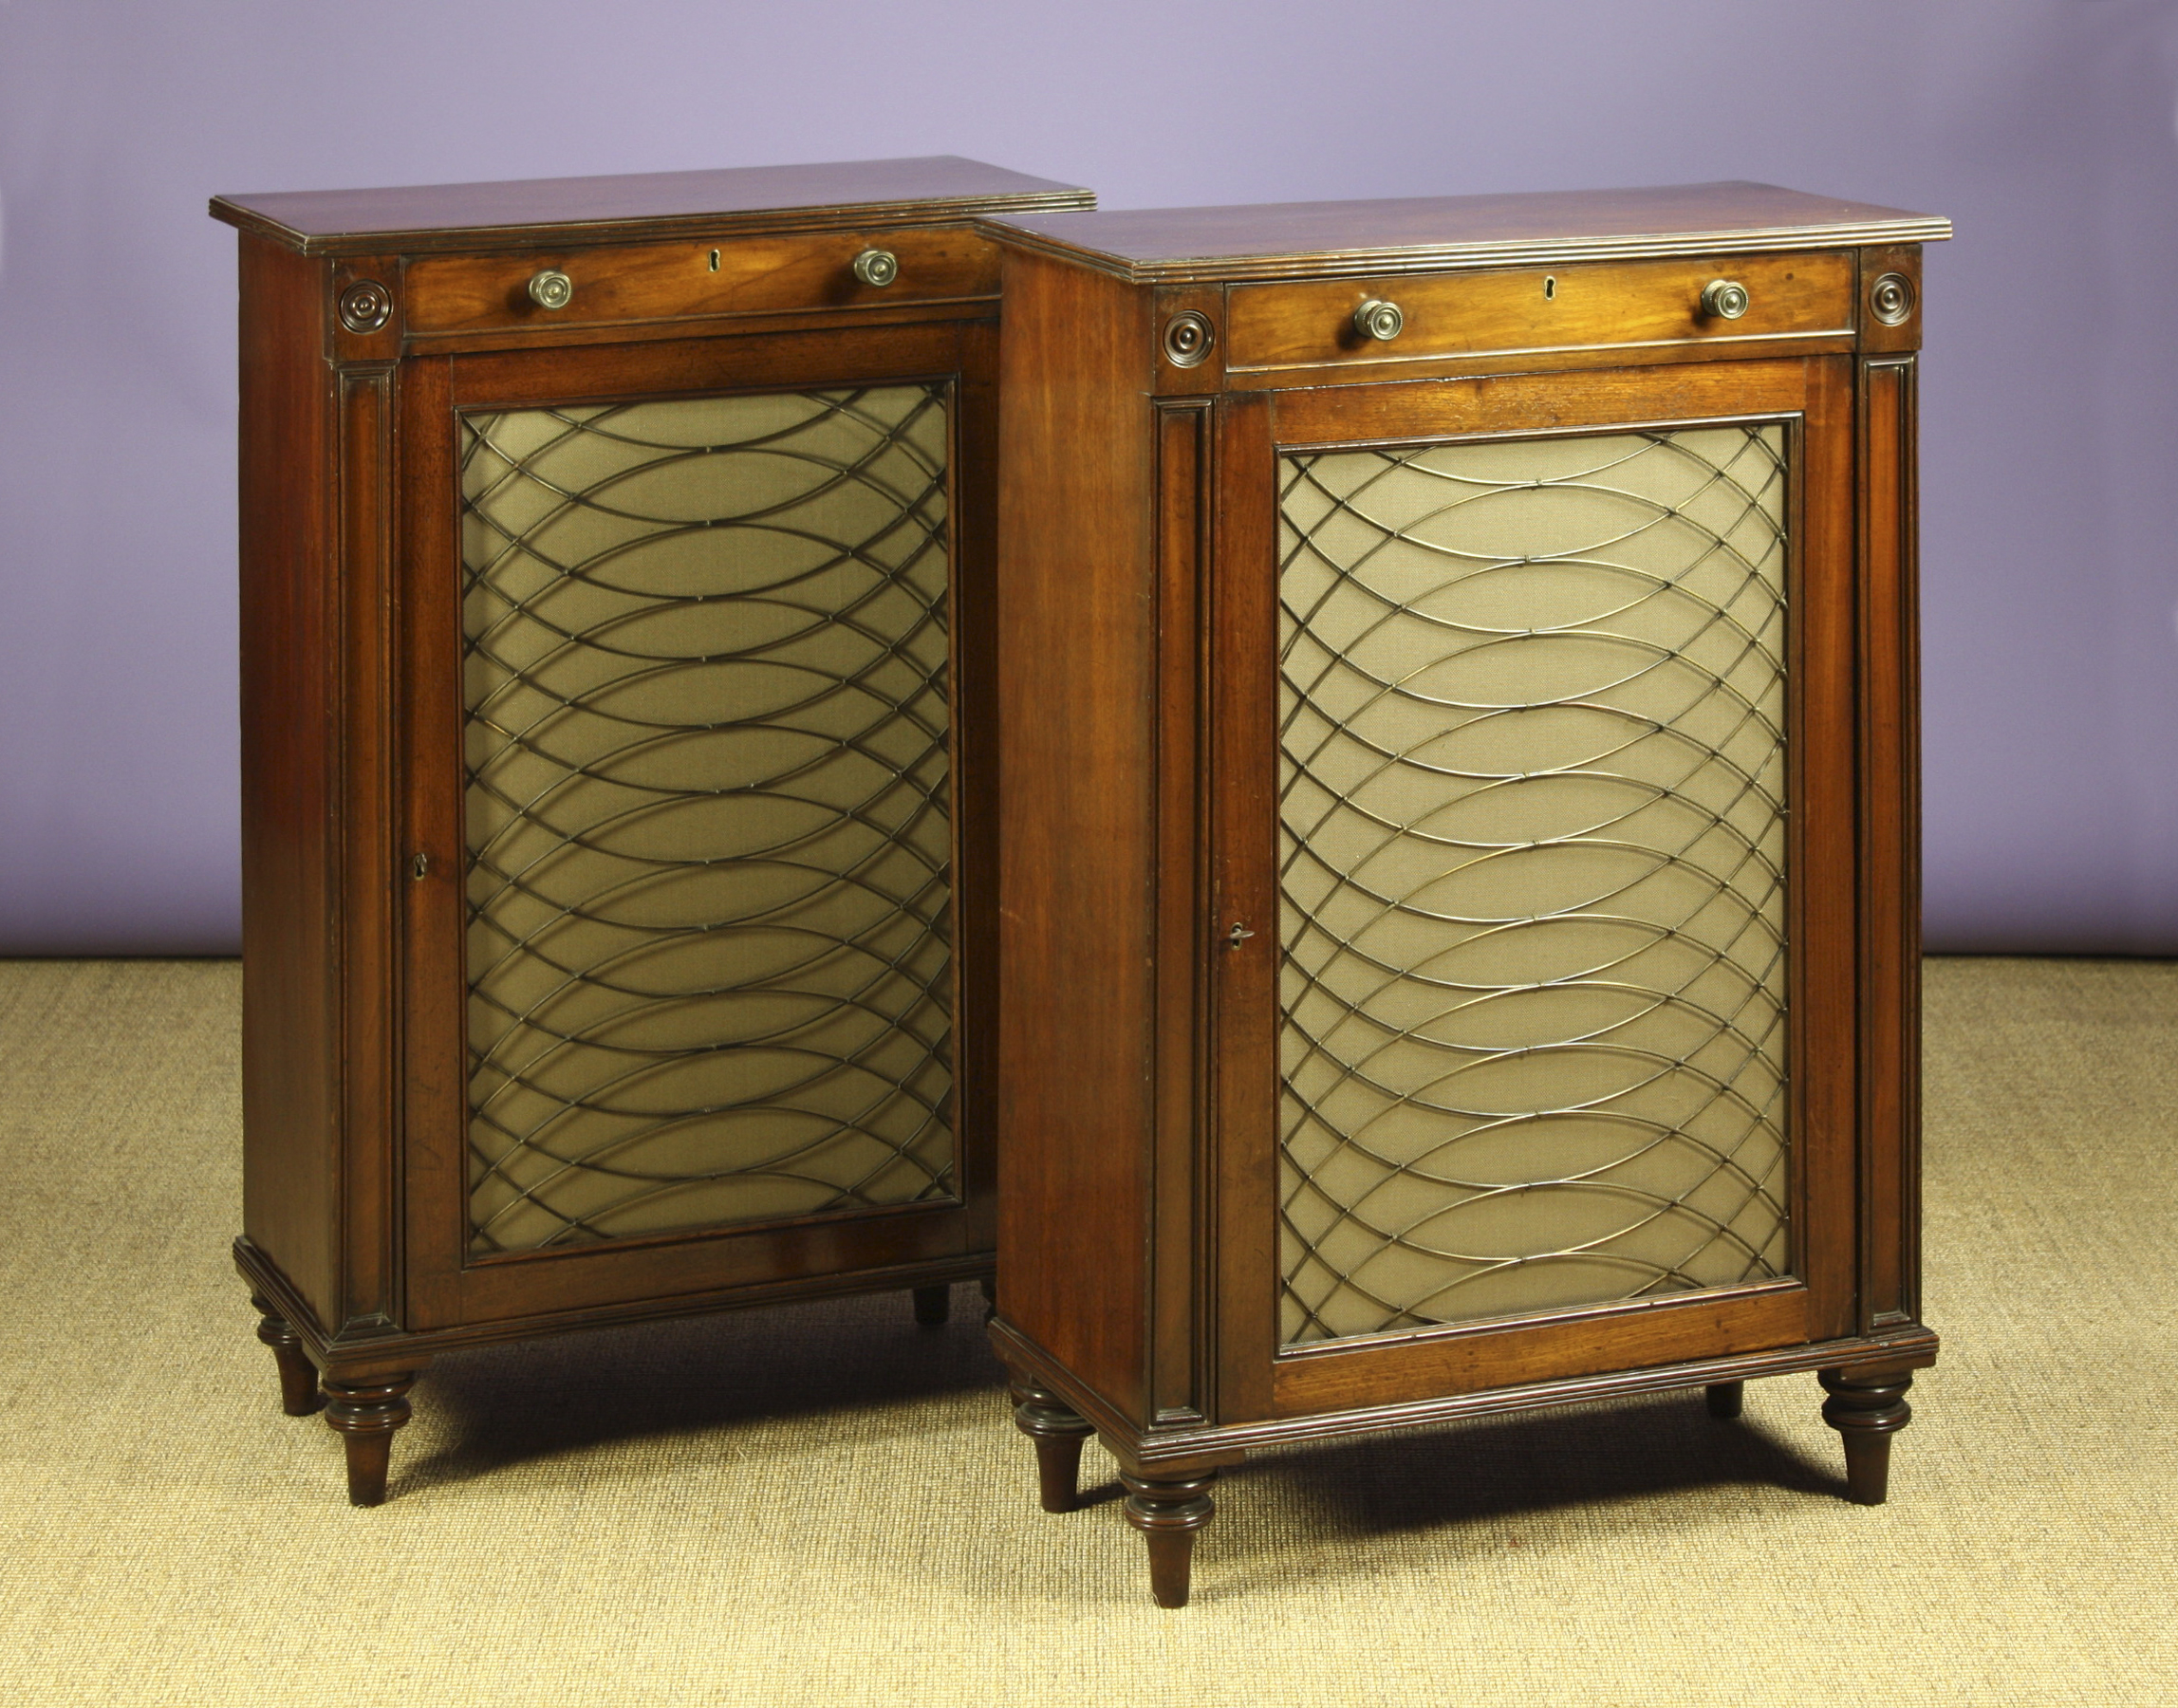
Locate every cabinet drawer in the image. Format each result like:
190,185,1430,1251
403,226,999,336
1224,251,1853,372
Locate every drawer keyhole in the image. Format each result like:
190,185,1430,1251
1543,275,1556,301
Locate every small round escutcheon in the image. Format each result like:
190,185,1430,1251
527,269,574,310
337,279,392,334
1701,279,1751,321
851,248,900,288
1163,309,1215,368
1353,298,1404,343
1870,271,1916,326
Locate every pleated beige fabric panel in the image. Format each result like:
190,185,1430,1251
1277,425,1792,1344
458,386,956,1254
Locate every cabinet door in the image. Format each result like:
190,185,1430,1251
1209,358,1860,1420
398,320,996,1328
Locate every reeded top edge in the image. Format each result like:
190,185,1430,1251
208,156,1096,256
986,181,1951,283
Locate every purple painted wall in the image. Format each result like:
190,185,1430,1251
2,0,2174,954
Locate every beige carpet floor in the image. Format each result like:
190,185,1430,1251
0,956,2172,1705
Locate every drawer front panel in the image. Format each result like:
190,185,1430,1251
405,227,998,335
1225,251,1852,372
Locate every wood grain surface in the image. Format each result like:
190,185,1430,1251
212,156,1091,256
991,181,1948,282
402,227,1000,335
1224,250,1853,371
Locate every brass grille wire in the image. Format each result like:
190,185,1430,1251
458,386,959,1253
1276,425,1792,1343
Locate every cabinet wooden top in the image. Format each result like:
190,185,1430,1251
210,156,1094,257
989,181,1949,284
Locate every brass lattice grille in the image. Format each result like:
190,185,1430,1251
1277,424,1791,1345
459,386,956,1254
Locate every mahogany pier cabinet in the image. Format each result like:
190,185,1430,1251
212,158,1091,1503
984,183,1947,1605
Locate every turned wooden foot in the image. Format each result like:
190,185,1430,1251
1704,1381,1744,1420
1011,1382,1094,1513
251,1294,323,1417
1819,1365,1913,1505
1122,1469,1218,1608
912,1284,952,1327
324,1371,418,1507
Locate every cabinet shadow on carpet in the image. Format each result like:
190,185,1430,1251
388,1284,1008,1495
1076,1386,1842,1559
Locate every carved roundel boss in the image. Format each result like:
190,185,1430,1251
338,279,394,335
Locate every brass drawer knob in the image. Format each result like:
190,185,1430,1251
851,248,900,288
1353,299,1404,342
1700,278,1750,320
527,269,573,310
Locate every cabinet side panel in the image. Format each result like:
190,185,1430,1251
996,251,1157,1417
1152,400,1212,1421
953,317,1002,1257
336,361,398,1327
237,234,341,1327
1859,353,1921,1326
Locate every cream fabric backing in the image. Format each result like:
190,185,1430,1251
1277,426,1791,1342
458,386,955,1253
